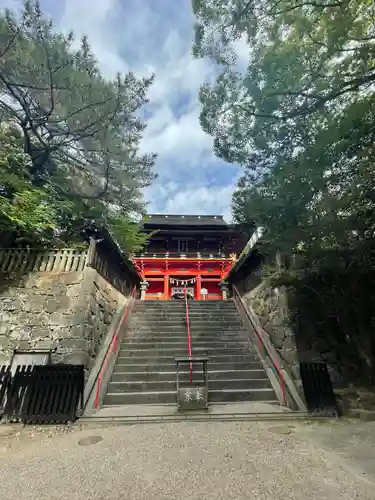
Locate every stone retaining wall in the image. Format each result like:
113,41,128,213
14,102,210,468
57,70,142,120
241,280,300,380
236,271,343,387
0,265,128,366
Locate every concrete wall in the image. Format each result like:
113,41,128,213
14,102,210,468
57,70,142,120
0,262,128,366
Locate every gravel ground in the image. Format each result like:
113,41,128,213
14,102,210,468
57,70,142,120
0,419,374,500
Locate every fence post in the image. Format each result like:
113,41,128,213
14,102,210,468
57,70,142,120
86,237,97,268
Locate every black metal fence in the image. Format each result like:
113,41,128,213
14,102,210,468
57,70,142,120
300,362,339,417
0,365,11,411
0,364,84,424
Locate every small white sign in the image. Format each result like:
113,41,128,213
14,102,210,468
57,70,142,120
172,287,194,296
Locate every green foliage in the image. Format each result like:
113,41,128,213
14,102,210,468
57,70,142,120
0,1,156,251
0,188,57,231
107,216,151,254
0,123,58,239
0,123,31,194
193,0,375,255
194,2,375,382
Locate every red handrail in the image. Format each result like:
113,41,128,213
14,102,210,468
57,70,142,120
233,285,286,406
184,286,193,383
93,285,137,409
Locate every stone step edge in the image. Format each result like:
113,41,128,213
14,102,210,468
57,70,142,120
113,363,263,369
121,338,249,341
119,342,252,346
117,347,254,351
115,356,260,360
106,388,275,397
108,378,270,385
113,365,264,375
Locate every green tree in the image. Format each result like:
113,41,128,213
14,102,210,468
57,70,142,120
193,0,375,252
193,0,375,161
0,1,156,250
0,123,59,238
108,215,152,255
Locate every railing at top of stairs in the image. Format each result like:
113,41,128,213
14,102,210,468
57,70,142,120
232,285,307,412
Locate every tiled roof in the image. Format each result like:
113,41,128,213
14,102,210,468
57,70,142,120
143,214,228,227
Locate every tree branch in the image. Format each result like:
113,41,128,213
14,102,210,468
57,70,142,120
268,0,343,16
0,27,20,58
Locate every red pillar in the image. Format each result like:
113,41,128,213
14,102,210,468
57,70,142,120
196,275,201,300
164,275,169,300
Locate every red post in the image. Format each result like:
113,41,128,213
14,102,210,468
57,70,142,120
164,275,169,300
196,275,201,300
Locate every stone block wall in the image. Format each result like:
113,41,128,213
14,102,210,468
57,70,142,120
85,269,127,359
241,280,300,380
237,271,343,387
0,266,128,366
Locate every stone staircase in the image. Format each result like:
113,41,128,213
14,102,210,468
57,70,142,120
103,300,277,406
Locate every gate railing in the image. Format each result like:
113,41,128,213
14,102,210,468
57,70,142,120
0,365,11,416
299,362,339,417
0,364,84,424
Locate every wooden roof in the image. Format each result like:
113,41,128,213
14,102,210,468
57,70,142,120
143,214,228,228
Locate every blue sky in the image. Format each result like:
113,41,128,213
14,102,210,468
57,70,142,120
1,0,245,221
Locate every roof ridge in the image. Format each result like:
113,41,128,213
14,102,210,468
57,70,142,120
147,214,224,218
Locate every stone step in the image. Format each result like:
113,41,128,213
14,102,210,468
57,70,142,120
120,341,250,350
125,333,248,340
134,305,237,310
113,360,264,372
129,322,245,328
122,335,250,342
107,378,272,393
121,338,250,345
131,318,243,323
117,347,256,357
121,339,250,346
132,310,240,316
106,299,277,407
110,369,267,382
131,322,242,327
129,317,244,330
127,327,247,334
133,307,238,313
135,301,235,306
133,306,238,310
104,388,277,405
125,334,248,341
126,331,247,338
115,354,260,364
132,313,242,323
129,316,244,329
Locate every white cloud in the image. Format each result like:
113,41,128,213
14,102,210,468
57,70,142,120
141,106,211,160
232,34,250,72
59,0,127,76
163,186,235,222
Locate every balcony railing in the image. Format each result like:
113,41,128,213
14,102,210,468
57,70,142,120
132,251,236,260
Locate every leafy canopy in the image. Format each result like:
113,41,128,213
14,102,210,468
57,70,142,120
0,0,156,251
193,0,375,253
